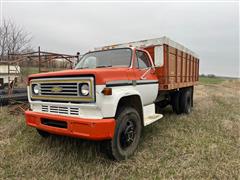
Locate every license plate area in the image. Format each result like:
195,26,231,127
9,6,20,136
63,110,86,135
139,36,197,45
41,118,67,129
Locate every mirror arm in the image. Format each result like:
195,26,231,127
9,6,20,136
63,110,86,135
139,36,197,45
140,67,152,80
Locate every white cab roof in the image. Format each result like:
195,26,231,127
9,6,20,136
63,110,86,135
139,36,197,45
95,36,199,58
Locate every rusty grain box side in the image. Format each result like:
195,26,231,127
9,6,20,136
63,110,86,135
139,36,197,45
156,44,199,90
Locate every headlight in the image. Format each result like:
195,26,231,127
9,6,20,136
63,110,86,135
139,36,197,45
80,83,89,96
32,84,40,95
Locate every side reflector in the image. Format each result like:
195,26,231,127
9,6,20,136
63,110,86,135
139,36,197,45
102,88,112,95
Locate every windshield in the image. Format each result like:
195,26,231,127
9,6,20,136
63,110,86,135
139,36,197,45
75,48,132,69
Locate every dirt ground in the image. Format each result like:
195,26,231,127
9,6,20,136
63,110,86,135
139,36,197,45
0,79,239,179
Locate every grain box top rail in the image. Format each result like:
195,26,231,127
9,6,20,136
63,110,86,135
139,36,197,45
94,36,199,58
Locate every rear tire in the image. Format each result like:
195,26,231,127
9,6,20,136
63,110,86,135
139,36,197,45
155,100,169,113
171,91,181,114
37,129,50,138
103,107,142,161
180,89,192,114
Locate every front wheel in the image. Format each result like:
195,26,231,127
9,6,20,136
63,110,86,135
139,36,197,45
103,107,142,161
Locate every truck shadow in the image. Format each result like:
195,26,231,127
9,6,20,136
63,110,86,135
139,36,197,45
41,134,108,162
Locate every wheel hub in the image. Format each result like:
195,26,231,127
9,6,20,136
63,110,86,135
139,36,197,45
120,120,136,149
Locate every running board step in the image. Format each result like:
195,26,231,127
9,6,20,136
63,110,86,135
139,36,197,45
144,114,163,126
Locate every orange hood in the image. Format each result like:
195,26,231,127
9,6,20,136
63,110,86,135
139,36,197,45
28,68,133,85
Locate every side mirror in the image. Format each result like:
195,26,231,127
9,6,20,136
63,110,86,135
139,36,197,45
154,46,164,67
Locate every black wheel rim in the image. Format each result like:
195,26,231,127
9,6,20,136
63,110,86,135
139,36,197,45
119,119,136,149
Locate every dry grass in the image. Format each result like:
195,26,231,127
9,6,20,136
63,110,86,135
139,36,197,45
0,79,240,179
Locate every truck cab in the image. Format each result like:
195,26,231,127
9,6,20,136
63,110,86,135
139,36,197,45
25,37,199,160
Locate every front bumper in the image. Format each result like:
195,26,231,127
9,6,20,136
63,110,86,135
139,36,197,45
25,111,115,140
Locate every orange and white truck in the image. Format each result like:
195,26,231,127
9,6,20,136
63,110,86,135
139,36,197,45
25,36,199,160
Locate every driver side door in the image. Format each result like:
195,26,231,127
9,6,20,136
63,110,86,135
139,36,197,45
134,50,159,106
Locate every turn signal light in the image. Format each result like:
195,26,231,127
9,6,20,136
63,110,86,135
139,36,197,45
102,87,112,95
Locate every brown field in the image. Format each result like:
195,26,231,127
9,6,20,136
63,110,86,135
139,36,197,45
0,78,239,179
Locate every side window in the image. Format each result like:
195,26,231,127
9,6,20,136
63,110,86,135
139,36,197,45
136,50,151,69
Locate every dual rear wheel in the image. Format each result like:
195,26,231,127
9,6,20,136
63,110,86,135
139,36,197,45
171,87,193,114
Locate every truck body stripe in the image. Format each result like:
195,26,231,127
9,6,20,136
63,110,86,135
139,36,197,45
106,80,158,87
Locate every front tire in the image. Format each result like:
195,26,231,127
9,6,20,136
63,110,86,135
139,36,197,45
103,107,142,161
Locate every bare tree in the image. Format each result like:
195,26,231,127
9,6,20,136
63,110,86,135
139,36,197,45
0,19,32,61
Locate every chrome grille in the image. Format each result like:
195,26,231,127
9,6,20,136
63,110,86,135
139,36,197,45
42,105,80,116
30,77,95,102
40,83,78,96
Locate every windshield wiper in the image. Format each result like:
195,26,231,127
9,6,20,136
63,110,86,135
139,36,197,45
96,65,112,68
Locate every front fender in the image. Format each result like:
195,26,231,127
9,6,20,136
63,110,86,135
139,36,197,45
96,85,141,118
